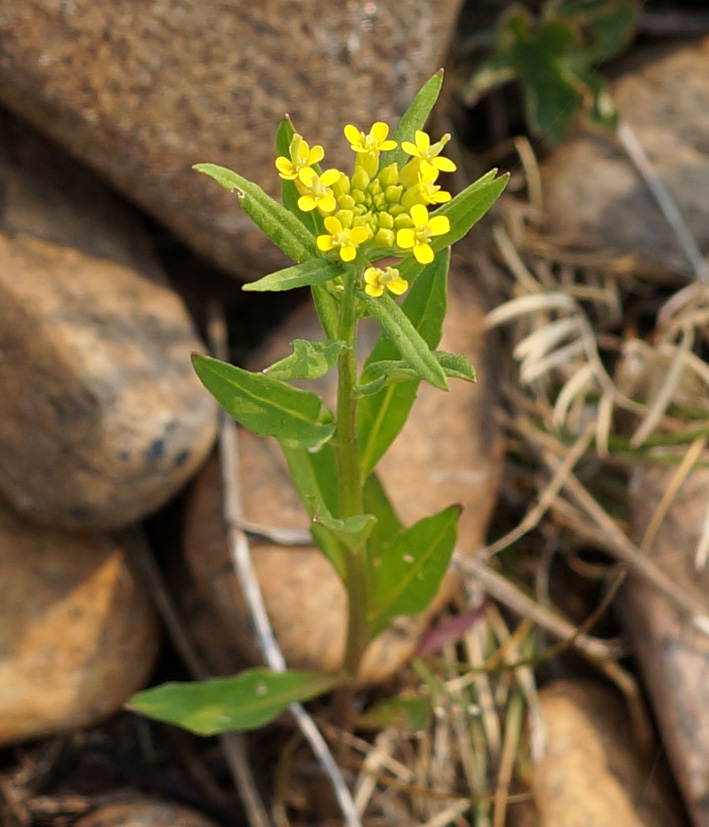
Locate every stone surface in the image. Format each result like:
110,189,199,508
532,680,681,827
541,37,709,277
74,800,218,827
0,0,463,280
183,260,503,683
625,462,709,827
0,497,160,747
0,112,217,529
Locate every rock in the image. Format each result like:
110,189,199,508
541,37,709,277
183,260,503,683
0,497,160,747
0,0,463,279
74,800,218,827
532,680,682,827
0,112,217,529
625,461,709,827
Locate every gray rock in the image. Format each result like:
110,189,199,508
0,0,464,279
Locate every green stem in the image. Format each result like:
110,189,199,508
333,263,370,682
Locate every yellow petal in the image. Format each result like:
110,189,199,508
298,195,317,212
401,141,418,156
344,124,364,147
340,245,356,262
433,156,456,173
413,243,434,264
365,283,384,297
317,194,336,214
371,122,389,142
308,145,325,164
298,167,318,186
320,168,341,186
397,228,415,249
317,235,334,251
323,216,342,233
409,204,429,227
350,226,369,245
415,130,430,151
428,215,450,235
388,278,408,295
364,267,381,285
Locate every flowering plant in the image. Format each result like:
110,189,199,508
131,72,507,734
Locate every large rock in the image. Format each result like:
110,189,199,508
541,37,709,277
183,260,503,683
0,112,217,529
0,0,463,279
0,498,160,746
74,800,219,827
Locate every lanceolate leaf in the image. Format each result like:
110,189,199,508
430,170,508,253
193,163,318,263
313,506,377,553
193,354,334,450
357,351,475,392
243,257,342,293
130,668,342,735
360,293,447,391
363,471,403,569
265,339,344,381
358,249,449,478
280,442,344,579
368,505,461,637
381,70,445,170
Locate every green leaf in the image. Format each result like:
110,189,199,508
265,339,344,381
193,354,334,450
363,471,403,567
313,506,377,553
368,505,461,637
130,668,342,735
357,250,449,478
193,163,318,263
243,257,342,293
280,442,345,579
312,283,340,341
381,70,445,170
360,292,448,391
357,351,476,393
430,170,508,253
356,695,432,733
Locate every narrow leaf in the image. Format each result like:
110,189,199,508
358,351,475,391
312,283,340,341
358,250,449,477
265,339,344,381
361,293,448,391
193,163,318,263
368,504,461,636
313,506,377,553
381,70,445,170
363,471,403,568
193,354,334,450
243,257,342,293
130,668,342,735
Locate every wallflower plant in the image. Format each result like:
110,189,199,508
130,72,507,737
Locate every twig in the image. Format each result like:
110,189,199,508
124,528,272,827
616,120,709,282
207,302,362,827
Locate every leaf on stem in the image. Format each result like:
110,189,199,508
243,257,343,293
193,354,334,450
130,668,342,735
193,163,318,263
367,504,461,637
356,351,476,394
313,505,377,553
265,339,344,381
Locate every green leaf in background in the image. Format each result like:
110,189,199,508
356,695,432,733
380,69,444,170
193,354,334,450
243,257,342,293
130,668,342,735
368,504,461,637
193,163,318,263
313,506,377,553
357,249,449,478
430,169,508,253
312,283,340,341
280,442,344,579
363,471,403,568
265,339,344,381
360,293,447,391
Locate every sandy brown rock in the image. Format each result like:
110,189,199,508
541,37,709,277
0,0,463,280
183,261,503,683
532,681,682,827
0,498,159,747
74,800,217,827
625,462,709,827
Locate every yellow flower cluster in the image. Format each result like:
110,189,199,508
275,123,456,296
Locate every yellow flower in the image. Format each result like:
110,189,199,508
401,163,451,210
296,167,341,214
275,134,325,180
344,122,397,154
396,203,450,264
364,266,408,298
401,130,456,176
317,216,369,262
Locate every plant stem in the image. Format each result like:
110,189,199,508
333,265,371,684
